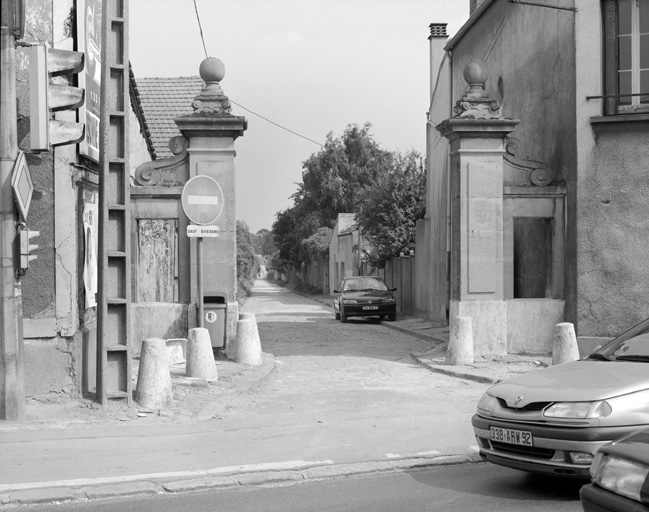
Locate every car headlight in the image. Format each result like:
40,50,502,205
590,452,649,503
342,299,358,304
477,393,497,416
383,298,396,303
544,400,612,419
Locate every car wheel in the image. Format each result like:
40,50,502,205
388,313,396,321
335,311,340,320
340,307,347,323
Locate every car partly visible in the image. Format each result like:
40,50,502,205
472,316,649,478
333,276,397,323
580,427,649,512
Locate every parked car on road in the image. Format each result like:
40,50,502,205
472,317,649,478
333,276,396,323
580,427,649,512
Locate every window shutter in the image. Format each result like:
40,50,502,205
602,0,619,115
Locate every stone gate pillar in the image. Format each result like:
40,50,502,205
437,60,518,355
175,58,247,346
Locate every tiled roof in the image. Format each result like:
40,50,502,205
135,76,204,159
339,222,359,236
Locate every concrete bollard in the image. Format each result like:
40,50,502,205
186,328,218,380
134,338,173,410
235,313,263,366
445,315,474,365
552,322,580,365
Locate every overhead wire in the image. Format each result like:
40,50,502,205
229,100,324,148
193,0,209,60
191,0,325,149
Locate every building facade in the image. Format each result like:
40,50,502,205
416,0,648,354
5,0,151,403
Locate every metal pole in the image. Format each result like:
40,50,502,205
0,1,25,420
197,236,204,328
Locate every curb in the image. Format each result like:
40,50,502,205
411,354,499,385
382,321,447,344
0,454,483,507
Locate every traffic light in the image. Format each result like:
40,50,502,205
19,229,39,271
30,44,85,150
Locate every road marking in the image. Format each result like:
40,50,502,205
0,460,335,493
385,450,441,459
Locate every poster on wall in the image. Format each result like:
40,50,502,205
77,0,102,162
83,193,98,309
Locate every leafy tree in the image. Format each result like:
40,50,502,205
254,229,277,256
236,220,259,300
302,227,333,261
357,150,426,266
273,123,394,267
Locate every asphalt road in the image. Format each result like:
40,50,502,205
24,462,586,512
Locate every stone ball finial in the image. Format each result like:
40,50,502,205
463,59,488,87
199,57,225,83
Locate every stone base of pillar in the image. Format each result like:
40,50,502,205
450,299,507,356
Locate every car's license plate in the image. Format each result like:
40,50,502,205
362,306,379,310
490,426,533,446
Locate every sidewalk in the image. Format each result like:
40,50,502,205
0,288,550,508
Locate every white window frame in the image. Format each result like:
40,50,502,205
617,0,649,112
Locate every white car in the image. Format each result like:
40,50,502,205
472,317,649,478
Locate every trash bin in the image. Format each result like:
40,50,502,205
203,292,227,349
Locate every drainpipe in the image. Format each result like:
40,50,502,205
0,0,25,421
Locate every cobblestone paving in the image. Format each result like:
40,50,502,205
236,281,485,438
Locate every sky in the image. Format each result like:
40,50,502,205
129,0,470,233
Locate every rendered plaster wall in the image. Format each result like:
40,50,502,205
449,1,577,185
577,126,649,336
574,0,649,337
420,55,451,323
23,337,80,399
131,304,188,356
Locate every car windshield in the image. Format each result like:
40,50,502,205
343,278,387,292
589,317,649,362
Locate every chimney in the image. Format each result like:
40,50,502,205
428,23,448,100
470,0,487,15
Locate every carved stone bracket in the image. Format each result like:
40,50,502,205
504,136,555,187
134,136,189,187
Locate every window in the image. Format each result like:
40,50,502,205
603,0,649,114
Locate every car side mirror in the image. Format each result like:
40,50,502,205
391,287,397,292
333,289,340,294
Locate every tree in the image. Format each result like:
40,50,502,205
254,229,277,256
236,220,259,300
273,123,394,267
302,227,332,261
357,150,426,267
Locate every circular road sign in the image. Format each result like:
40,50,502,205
181,175,224,226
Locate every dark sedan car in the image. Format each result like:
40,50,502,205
580,427,649,512
333,276,396,323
